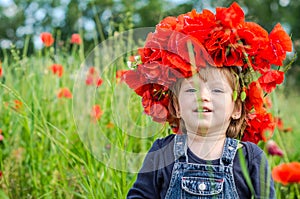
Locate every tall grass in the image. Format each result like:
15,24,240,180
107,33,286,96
0,36,168,198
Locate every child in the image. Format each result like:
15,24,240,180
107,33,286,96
123,2,292,198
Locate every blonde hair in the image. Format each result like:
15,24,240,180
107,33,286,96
168,66,246,139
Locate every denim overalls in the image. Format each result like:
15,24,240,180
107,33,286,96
165,134,240,199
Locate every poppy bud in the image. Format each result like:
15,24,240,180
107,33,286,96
266,140,284,157
233,90,238,101
240,91,246,101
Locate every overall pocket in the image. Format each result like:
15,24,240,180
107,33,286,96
181,177,224,198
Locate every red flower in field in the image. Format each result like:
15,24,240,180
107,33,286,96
258,70,284,93
116,70,127,83
275,117,284,130
91,105,103,121
85,75,93,85
49,64,64,77
14,100,23,110
70,33,82,44
272,162,300,185
266,140,284,157
88,67,96,75
283,127,293,133
85,67,103,87
40,32,54,47
57,88,72,99
96,78,103,87
275,117,293,133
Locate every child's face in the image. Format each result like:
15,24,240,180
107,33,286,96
178,68,239,135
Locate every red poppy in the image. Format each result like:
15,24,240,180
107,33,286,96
85,67,103,87
14,100,23,110
139,62,162,81
89,67,96,75
237,22,269,56
85,75,94,86
272,162,300,185
243,112,275,144
182,9,215,43
122,69,148,96
96,78,103,87
258,70,284,93
165,54,193,78
40,32,54,47
266,140,284,157
268,23,293,66
275,117,284,131
70,33,82,45
91,105,103,121
205,30,231,67
171,34,213,68
116,70,127,83
49,64,64,77
274,117,293,133
57,88,72,99
141,84,169,123
245,81,265,113
157,16,177,30
215,2,244,28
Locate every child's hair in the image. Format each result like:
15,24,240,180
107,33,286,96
168,66,247,139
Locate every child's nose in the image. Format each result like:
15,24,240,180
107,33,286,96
197,85,210,102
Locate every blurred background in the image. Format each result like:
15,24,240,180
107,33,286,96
0,0,299,84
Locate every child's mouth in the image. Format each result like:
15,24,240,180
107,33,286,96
194,107,212,113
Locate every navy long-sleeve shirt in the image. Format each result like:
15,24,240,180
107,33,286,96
127,134,275,198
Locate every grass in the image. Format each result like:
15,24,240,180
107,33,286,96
0,32,300,198
0,33,170,198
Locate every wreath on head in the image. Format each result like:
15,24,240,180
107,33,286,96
122,2,293,144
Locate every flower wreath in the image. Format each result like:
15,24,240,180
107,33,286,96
122,2,293,144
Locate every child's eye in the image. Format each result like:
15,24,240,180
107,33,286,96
185,88,197,93
212,88,224,93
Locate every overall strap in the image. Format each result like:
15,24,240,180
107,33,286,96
174,134,188,163
220,138,239,166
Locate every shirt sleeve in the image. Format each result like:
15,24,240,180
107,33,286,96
248,143,276,199
126,136,174,199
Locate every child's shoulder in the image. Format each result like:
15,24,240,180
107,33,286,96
150,134,175,151
240,140,264,160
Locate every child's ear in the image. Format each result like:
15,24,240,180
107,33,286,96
231,101,242,120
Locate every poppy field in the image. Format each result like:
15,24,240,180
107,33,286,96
0,30,300,198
